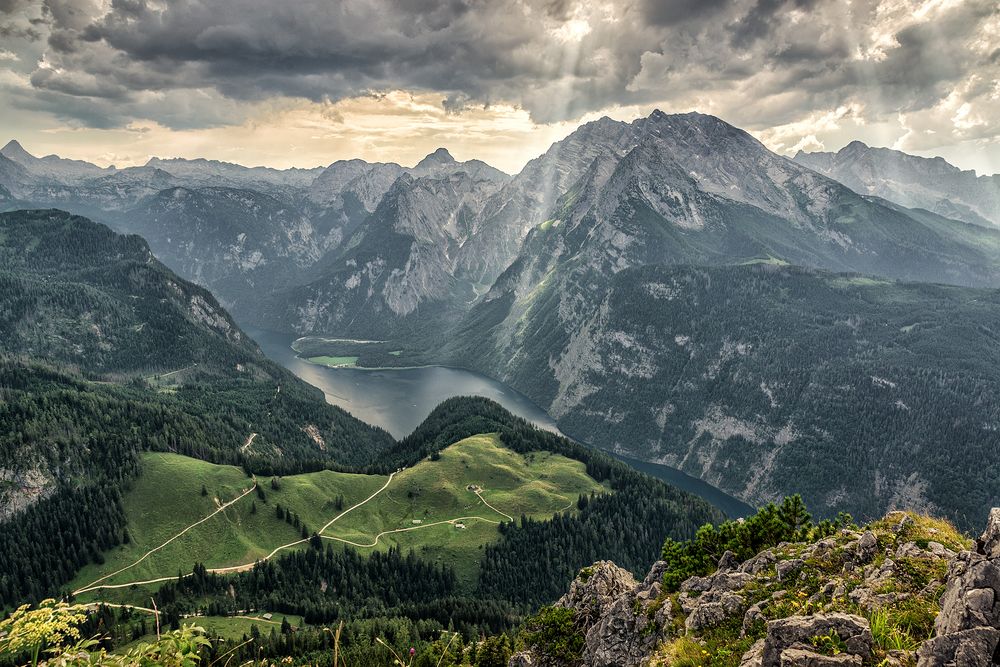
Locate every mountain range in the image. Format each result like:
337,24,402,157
3,112,999,529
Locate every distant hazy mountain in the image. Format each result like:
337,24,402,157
1,139,111,183
256,165,508,336
795,141,1000,227
304,148,509,255
0,142,512,314
411,147,509,183
115,186,325,308
145,156,324,196
267,111,1000,337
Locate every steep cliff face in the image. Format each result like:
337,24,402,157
795,142,1000,228
258,168,506,336
455,116,640,287
118,186,324,307
512,510,999,667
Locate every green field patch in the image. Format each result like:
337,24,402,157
75,435,605,601
739,256,789,266
829,275,892,288
305,355,360,368
322,434,603,585
71,453,387,601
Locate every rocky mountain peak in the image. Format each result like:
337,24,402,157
1,139,30,161
415,147,456,169
840,139,871,154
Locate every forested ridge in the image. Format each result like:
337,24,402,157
0,210,394,607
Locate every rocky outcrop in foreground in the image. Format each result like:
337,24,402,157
918,508,1000,667
512,510,1000,667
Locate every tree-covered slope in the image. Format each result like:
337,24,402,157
444,263,1000,529
0,209,397,605
61,398,720,620
0,208,260,375
0,209,393,471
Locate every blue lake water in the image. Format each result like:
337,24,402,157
248,328,753,518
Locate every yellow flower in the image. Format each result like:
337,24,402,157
0,599,88,664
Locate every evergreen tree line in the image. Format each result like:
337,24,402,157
0,484,127,606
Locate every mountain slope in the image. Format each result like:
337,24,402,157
795,141,1000,227
0,142,515,322
0,208,394,513
1,139,111,183
144,156,323,195
0,208,256,375
107,187,324,307
257,167,508,336
267,111,1000,339
444,262,1000,527
69,434,603,596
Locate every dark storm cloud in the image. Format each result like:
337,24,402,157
0,0,996,144
0,0,31,13
729,0,819,48
639,0,730,26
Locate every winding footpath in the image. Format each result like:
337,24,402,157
208,470,400,574
76,469,537,603
321,515,501,549
76,470,401,589
474,488,515,522
74,480,259,595
240,433,258,453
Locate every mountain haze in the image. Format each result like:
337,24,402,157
795,140,1000,228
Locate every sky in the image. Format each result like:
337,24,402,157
0,0,997,175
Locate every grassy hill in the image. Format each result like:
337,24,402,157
71,433,604,603
0,209,395,608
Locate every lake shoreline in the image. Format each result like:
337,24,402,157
246,326,754,519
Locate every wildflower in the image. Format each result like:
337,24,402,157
410,647,416,656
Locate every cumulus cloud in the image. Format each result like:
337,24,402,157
0,0,996,171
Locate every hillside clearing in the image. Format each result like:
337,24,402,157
72,434,605,602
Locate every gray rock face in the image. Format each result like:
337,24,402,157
982,508,1000,559
855,531,877,563
759,614,874,667
778,647,862,666
508,652,537,667
521,560,675,667
919,627,1000,667
584,591,665,667
917,509,1000,666
556,561,637,627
